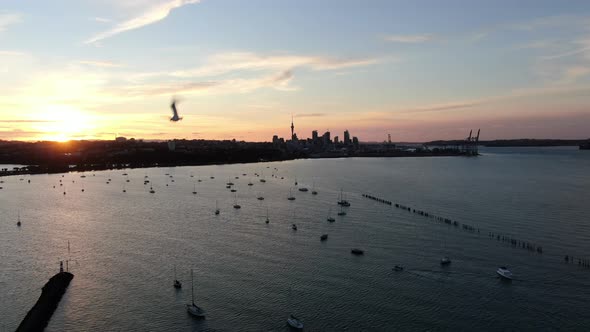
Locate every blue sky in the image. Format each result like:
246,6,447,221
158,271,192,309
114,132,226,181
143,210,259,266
1,0,590,141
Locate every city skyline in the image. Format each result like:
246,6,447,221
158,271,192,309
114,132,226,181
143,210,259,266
1,1,590,142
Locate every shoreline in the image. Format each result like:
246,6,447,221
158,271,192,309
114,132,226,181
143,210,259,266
0,152,473,177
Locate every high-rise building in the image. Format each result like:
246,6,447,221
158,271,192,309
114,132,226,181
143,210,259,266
334,136,339,144
343,130,351,145
323,131,331,145
312,130,318,142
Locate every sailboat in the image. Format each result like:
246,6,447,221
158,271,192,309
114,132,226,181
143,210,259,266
233,194,241,209
186,269,205,318
122,182,126,193
337,189,350,207
257,192,264,200
287,315,304,330
265,207,270,224
337,204,346,216
215,200,220,215
441,224,451,265
327,208,335,222
16,212,21,227
286,287,303,329
192,183,197,195
311,182,318,195
173,265,182,289
259,171,266,183
287,188,296,201
149,185,155,194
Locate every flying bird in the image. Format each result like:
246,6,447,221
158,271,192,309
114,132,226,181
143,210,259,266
170,99,183,122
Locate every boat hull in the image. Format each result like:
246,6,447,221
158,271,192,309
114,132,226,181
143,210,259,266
186,304,205,318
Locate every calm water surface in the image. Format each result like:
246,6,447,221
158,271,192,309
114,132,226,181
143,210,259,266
1,147,589,331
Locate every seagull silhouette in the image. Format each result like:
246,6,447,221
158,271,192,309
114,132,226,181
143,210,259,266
170,99,183,122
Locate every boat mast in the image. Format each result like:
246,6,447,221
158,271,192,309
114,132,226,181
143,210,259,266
191,268,195,306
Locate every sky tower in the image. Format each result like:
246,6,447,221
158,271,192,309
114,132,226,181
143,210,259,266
291,115,295,140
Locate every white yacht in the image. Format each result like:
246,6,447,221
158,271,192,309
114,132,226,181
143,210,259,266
441,256,451,265
496,266,513,280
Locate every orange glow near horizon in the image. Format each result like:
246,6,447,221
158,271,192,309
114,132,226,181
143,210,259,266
32,105,96,142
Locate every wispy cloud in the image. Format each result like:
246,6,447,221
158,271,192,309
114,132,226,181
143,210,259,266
85,0,200,44
514,40,557,50
541,38,590,60
92,17,112,23
402,101,483,113
383,34,433,43
79,60,124,68
0,13,21,32
396,84,590,115
295,113,326,118
171,52,383,77
0,50,26,56
0,119,55,123
506,15,590,31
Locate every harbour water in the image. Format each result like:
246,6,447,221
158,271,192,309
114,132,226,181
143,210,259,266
1,146,589,331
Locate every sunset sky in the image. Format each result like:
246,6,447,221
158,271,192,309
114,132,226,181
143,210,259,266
1,0,590,142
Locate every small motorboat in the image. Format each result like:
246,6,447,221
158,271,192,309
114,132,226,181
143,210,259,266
257,196,264,200
174,279,182,289
351,248,364,255
337,211,346,216
312,190,318,195
393,265,404,271
173,266,182,289
287,314,303,330
327,217,335,222
298,187,308,192
320,234,328,241
496,266,513,280
230,189,237,192
292,224,297,231
441,257,451,265
233,204,241,209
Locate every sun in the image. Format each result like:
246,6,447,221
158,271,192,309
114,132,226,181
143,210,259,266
34,105,95,141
